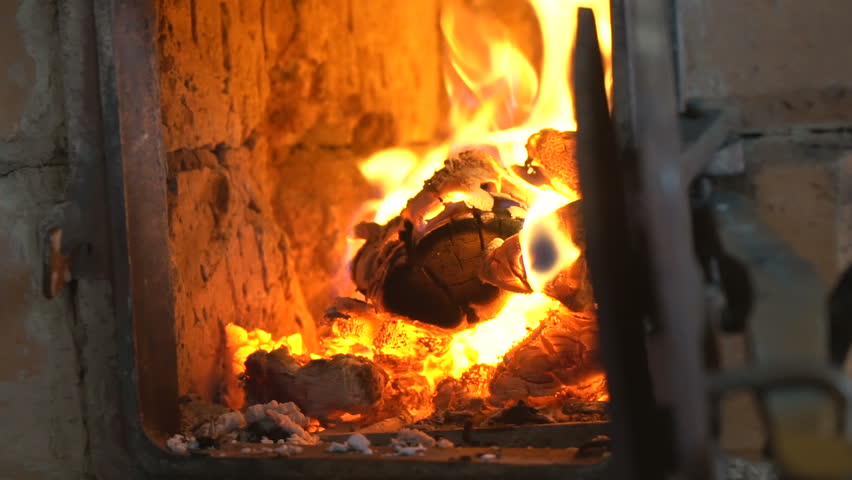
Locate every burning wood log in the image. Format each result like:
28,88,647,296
321,297,454,359
351,129,593,326
234,128,603,430
351,150,528,329
479,199,594,311
488,306,603,405
242,348,388,421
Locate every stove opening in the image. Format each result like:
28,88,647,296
157,0,613,462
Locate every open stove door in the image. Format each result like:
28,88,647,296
576,2,852,479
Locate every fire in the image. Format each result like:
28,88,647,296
226,0,611,414
225,323,305,376
439,292,561,379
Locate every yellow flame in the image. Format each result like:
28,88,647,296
225,323,304,376
359,0,611,226
228,1,611,412
520,190,582,291
439,292,560,379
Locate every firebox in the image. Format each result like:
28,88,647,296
63,0,620,477
46,0,852,478
160,0,614,465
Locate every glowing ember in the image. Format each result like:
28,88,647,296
225,323,305,376
439,292,560,379
225,0,612,417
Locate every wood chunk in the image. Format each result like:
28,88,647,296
488,307,603,405
351,150,527,329
543,256,595,313
523,129,579,196
380,213,522,328
293,354,388,419
478,199,594,310
243,348,389,420
479,235,533,294
242,348,301,408
322,297,454,359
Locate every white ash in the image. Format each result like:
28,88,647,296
346,433,373,455
265,409,319,446
327,442,349,453
166,434,190,454
245,404,267,425
718,455,777,480
245,400,308,427
480,453,497,462
275,444,303,456
436,438,454,449
183,400,316,453
390,438,426,456
395,445,426,456
284,430,319,446
395,428,437,448
324,434,373,455
194,410,246,438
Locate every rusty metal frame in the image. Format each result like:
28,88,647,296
574,5,665,480
576,1,757,479
577,0,723,477
602,1,852,479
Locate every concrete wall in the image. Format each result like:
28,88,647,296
676,0,852,454
0,1,90,479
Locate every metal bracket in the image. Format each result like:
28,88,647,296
701,190,852,479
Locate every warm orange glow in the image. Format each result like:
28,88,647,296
439,293,560,379
225,323,304,376
227,1,612,416
360,0,610,283
520,190,582,291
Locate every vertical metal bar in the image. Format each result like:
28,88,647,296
95,0,180,437
57,0,111,280
574,8,665,480
623,0,710,477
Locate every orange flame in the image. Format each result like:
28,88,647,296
225,323,305,376
227,1,611,413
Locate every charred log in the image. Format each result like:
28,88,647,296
488,306,603,405
513,129,579,197
479,199,594,310
485,400,556,426
243,348,388,421
322,297,454,359
352,150,527,328
242,347,301,407
294,355,388,419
